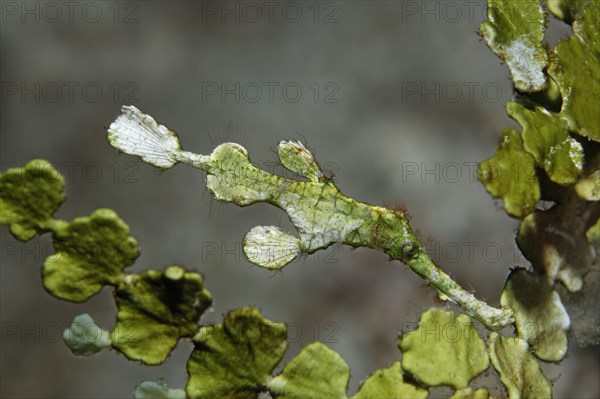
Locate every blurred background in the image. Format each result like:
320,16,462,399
1,1,598,398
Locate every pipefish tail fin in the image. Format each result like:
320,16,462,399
108,105,204,169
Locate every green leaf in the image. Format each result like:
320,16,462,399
575,170,600,200
547,0,595,23
500,269,569,362
63,314,111,356
352,362,428,399
398,309,489,389
111,266,212,365
587,217,600,243
480,0,548,92
450,388,491,399
506,101,584,184
548,2,600,141
0,159,65,241
186,307,287,399
269,342,349,399
574,143,600,201
479,129,540,218
42,208,139,302
488,333,552,399
134,381,186,399
517,192,598,292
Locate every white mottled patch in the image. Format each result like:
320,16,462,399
64,314,111,356
506,40,546,90
567,137,584,172
545,136,584,175
134,382,186,399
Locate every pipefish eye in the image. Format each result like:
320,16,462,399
401,242,417,258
